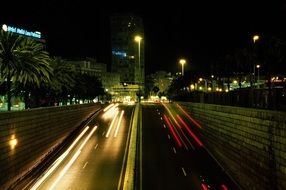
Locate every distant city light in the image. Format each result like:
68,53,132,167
2,24,41,39
190,84,195,90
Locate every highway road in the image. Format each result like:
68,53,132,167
141,102,240,190
29,104,134,190
26,102,241,190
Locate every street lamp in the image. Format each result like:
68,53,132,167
135,35,143,101
256,64,261,85
179,59,186,76
252,34,259,85
253,35,259,43
134,35,142,84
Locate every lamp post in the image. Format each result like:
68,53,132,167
135,35,142,83
179,59,186,76
256,64,260,87
135,35,142,100
252,35,259,86
253,35,259,43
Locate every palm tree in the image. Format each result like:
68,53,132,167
0,30,52,110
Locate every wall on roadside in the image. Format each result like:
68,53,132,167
0,103,102,189
179,102,286,190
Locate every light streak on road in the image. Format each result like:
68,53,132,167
163,115,182,147
177,115,203,147
49,126,98,190
30,126,90,190
168,117,190,150
102,104,119,119
201,183,209,190
103,103,114,112
114,110,125,137
163,103,182,128
49,149,81,190
106,110,119,138
221,184,229,190
176,103,203,129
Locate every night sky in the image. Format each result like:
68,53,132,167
1,1,285,75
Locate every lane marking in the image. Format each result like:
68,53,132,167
168,134,171,140
163,124,166,128
102,131,105,136
94,144,98,150
82,162,88,169
173,147,177,154
181,167,187,176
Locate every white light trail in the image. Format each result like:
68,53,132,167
103,105,119,120
30,126,90,190
106,110,119,138
49,126,97,190
48,151,80,190
103,103,114,112
114,111,125,137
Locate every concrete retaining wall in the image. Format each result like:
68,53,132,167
179,102,286,190
0,103,102,189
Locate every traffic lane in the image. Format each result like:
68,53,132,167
142,104,202,190
164,102,240,190
34,104,134,190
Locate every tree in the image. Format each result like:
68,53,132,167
48,57,76,105
0,30,52,110
152,86,160,95
72,73,104,103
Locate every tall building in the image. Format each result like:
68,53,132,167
110,14,145,89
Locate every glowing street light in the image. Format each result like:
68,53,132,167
179,59,186,76
252,34,260,86
134,35,142,84
253,35,259,43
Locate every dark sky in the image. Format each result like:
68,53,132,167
1,1,286,74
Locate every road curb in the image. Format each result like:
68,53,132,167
122,103,140,190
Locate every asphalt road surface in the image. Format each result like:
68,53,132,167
29,104,134,190
27,102,240,190
141,102,240,190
